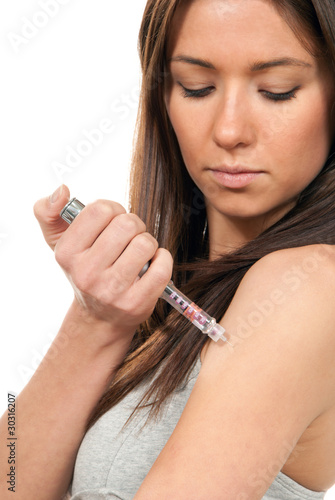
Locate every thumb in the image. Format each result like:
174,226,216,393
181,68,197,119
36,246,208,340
33,184,71,251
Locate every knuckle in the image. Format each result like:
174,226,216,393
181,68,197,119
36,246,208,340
134,233,157,255
95,288,111,307
106,270,126,295
113,213,146,234
110,200,127,215
113,213,138,233
152,249,173,285
164,249,174,269
87,200,112,220
153,267,171,286
73,266,95,293
87,200,126,221
128,213,146,232
54,240,70,268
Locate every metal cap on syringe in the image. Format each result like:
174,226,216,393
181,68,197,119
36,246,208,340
60,198,85,224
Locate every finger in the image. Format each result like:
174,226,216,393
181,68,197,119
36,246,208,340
33,184,71,250
130,247,173,306
56,199,127,255
86,213,147,270
103,232,158,294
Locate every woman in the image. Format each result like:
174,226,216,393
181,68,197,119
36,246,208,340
1,0,335,498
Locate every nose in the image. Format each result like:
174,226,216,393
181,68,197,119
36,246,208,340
212,90,256,150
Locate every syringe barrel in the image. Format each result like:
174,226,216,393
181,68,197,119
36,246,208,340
161,282,214,332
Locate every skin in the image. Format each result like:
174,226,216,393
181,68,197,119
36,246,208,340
165,0,335,257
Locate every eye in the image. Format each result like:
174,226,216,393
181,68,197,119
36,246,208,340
261,86,300,102
178,82,214,99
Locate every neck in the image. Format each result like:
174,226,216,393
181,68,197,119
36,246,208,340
208,216,265,260
206,204,294,260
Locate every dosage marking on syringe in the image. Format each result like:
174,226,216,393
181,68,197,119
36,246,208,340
169,292,207,325
169,291,188,310
184,303,207,325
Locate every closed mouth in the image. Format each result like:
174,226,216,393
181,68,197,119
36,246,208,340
209,166,263,174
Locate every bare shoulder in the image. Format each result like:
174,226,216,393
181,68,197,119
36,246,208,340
204,242,335,387
234,244,335,322
248,243,335,285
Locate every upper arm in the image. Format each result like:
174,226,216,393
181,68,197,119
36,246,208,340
134,245,335,499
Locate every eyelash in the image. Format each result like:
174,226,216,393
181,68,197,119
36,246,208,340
179,85,214,99
261,87,300,102
178,84,300,102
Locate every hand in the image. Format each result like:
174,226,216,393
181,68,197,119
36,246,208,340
34,185,173,340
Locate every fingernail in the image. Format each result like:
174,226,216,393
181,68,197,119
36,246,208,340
50,185,63,204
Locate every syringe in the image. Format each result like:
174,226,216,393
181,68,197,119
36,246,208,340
60,198,232,345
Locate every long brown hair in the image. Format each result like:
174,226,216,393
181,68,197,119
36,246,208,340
86,0,335,430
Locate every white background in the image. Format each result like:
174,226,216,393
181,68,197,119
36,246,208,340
1,1,334,497
0,0,145,406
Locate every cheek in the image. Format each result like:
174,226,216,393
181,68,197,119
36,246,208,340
268,95,333,187
292,101,332,182
168,99,204,166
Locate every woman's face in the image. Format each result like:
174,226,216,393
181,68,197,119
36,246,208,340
165,0,334,240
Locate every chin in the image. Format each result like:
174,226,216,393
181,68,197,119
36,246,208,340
215,197,294,220
214,205,267,220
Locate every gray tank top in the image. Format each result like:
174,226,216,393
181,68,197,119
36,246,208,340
69,358,325,499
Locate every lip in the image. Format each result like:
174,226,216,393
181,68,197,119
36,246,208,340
208,166,264,189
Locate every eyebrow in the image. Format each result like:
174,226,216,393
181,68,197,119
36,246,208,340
169,55,216,69
169,55,312,71
250,57,312,71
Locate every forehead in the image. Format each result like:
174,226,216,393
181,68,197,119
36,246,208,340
166,0,313,65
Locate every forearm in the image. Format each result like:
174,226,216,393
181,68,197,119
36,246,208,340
0,301,132,500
